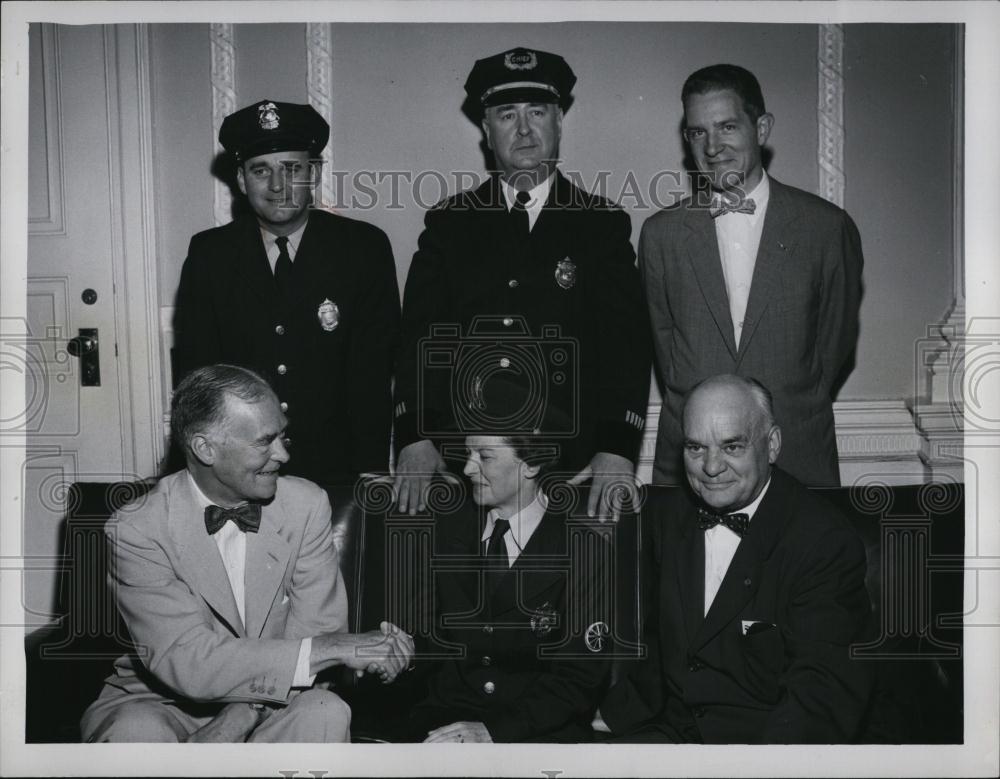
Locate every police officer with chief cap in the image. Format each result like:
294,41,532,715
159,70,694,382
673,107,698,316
174,99,400,484
392,47,650,520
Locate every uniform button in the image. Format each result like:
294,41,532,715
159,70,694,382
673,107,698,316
280,401,288,412
499,358,511,368
483,681,495,695
481,656,492,667
508,279,519,288
688,661,702,672
483,625,493,634
283,437,292,448
502,317,513,327
275,324,285,335
693,706,706,718
277,364,287,375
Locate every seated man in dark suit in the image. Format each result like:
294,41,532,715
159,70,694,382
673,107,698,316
602,374,873,743
81,365,413,742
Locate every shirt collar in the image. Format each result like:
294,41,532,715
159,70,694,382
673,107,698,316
501,172,553,212
481,492,548,549
187,470,248,511
260,219,308,256
736,475,772,521
712,171,770,210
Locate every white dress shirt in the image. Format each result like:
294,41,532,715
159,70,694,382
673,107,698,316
501,173,553,231
480,492,548,566
703,477,772,615
188,473,315,687
260,221,308,273
713,173,770,349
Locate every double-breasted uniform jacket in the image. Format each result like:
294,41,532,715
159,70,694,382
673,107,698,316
602,469,874,743
84,472,347,720
394,171,651,471
174,210,401,483
407,502,614,742
640,178,863,486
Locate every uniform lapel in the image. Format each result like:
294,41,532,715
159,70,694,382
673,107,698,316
737,178,797,361
243,497,292,638
682,201,738,360
489,510,565,619
168,473,246,637
673,507,706,645
690,473,788,651
236,216,278,308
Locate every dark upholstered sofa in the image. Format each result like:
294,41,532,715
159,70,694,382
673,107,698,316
24,479,963,743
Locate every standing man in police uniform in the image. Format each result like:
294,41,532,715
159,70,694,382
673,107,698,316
174,100,401,484
392,48,650,520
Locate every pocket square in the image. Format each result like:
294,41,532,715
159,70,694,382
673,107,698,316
741,619,775,636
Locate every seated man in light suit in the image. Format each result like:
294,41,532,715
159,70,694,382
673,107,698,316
81,364,414,742
601,374,873,743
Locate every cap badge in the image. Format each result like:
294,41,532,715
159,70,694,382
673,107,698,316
316,298,340,331
504,49,538,71
554,257,577,290
529,602,559,637
585,621,609,653
258,102,280,131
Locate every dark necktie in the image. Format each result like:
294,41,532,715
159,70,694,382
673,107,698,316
697,507,749,537
485,518,511,592
204,503,262,535
709,194,756,219
510,190,530,236
274,236,293,301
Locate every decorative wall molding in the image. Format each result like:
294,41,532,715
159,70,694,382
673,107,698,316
817,24,845,208
210,23,236,227
28,24,66,235
306,22,335,210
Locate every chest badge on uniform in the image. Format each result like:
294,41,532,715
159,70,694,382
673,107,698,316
317,299,340,331
529,602,559,637
554,258,577,290
585,621,609,652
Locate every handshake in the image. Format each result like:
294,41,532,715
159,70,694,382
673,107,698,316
310,621,415,684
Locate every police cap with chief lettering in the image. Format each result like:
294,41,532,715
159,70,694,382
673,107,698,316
465,47,576,111
219,100,329,163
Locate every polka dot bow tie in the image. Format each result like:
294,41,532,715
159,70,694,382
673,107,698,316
697,507,749,537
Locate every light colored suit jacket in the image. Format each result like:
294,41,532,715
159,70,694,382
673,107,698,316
96,471,346,709
641,178,863,486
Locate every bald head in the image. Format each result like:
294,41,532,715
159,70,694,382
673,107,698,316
682,375,781,512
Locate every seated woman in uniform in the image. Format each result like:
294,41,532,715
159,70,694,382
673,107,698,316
390,374,616,743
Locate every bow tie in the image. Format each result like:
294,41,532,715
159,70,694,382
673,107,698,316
709,195,756,219
204,503,262,535
697,507,749,537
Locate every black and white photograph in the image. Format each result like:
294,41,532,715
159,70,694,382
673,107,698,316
1,1,997,776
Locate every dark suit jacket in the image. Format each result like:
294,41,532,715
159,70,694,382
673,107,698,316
81,472,346,733
394,171,650,469
640,178,863,486
407,503,614,742
174,210,400,482
602,470,873,743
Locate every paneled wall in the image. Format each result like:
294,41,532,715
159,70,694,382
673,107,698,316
147,21,961,484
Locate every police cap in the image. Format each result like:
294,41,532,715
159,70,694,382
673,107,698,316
219,100,329,163
464,47,576,112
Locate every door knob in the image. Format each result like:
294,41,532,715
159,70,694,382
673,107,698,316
67,334,97,356
66,328,101,386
